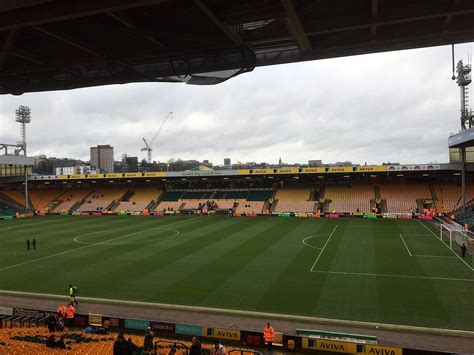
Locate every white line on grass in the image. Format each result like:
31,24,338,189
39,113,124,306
399,234,413,256
302,235,330,249
417,219,474,271
0,217,200,272
0,227,12,232
310,225,338,272
412,255,457,258
311,270,474,282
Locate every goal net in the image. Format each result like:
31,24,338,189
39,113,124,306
438,221,474,269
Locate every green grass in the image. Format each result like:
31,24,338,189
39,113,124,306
0,215,473,331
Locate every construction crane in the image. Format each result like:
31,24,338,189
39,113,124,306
141,111,173,163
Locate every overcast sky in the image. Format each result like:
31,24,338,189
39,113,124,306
1,42,473,166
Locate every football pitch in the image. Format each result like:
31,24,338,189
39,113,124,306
0,215,473,331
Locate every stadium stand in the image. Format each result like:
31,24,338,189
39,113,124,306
275,188,312,201
325,185,374,213
160,191,185,201
0,190,26,208
77,188,128,212
274,187,314,213
247,190,273,201
29,189,65,212
154,201,184,212
435,184,474,213
115,188,162,212
181,199,238,210
181,191,213,199
274,201,316,213
52,189,93,212
216,190,250,199
380,184,431,213
0,199,25,216
235,201,265,214
0,327,219,355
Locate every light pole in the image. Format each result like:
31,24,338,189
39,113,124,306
15,105,31,212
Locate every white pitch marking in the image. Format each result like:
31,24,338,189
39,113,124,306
310,225,338,272
412,255,457,258
0,217,200,272
311,270,474,282
302,235,330,250
399,234,413,256
0,227,12,232
417,219,474,271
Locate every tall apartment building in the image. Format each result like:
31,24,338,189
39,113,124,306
90,145,114,173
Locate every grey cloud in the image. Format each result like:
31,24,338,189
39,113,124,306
1,42,473,165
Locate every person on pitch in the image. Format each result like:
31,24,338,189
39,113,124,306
69,284,79,305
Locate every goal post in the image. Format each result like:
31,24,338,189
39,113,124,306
436,219,474,268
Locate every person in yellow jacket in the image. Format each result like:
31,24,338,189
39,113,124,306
69,284,78,306
263,322,275,350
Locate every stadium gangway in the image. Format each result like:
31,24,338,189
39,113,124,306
0,315,15,328
19,315,43,328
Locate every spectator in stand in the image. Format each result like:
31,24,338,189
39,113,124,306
211,340,226,355
56,335,69,349
264,322,275,350
46,313,56,333
57,316,65,332
143,327,154,352
128,337,140,353
190,336,201,355
114,331,133,355
46,334,56,348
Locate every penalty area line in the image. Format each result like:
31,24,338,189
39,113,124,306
399,234,413,256
309,225,338,272
417,219,474,271
311,270,474,282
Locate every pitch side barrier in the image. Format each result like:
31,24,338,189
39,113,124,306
0,305,450,355
1,211,438,221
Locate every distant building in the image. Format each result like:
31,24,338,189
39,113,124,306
90,145,114,173
125,156,138,172
55,165,93,175
224,158,231,166
308,160,323,167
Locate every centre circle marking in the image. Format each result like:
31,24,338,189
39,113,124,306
302,234,330,249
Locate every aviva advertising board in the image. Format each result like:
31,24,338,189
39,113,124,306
203,327,241,341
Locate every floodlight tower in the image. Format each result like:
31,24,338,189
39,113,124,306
456,59,473,130
452,53,473,212
15,105,31,211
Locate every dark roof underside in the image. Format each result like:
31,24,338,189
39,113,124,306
0,0,474,94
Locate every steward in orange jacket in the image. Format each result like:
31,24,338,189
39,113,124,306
66,304,75,326
57,304,67,318
263,322,275,350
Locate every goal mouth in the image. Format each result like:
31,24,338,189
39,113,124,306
433,218,474,269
